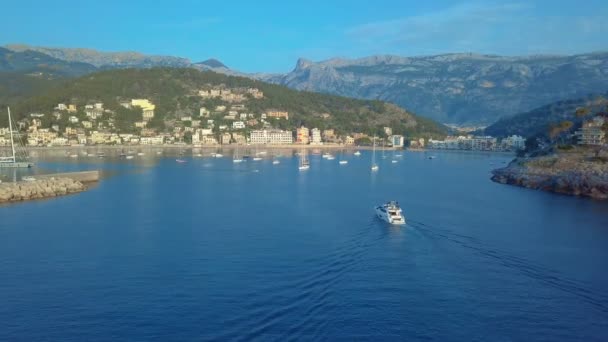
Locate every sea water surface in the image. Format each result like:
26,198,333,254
1,149,608,341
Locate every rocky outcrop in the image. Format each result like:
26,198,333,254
491,151,608,200
0,177,86,203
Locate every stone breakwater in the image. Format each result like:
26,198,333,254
0,178,86,203
491,153,608,200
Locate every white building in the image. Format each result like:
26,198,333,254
141,136,164,145
390,135,404,148
233,121,245,129
249,129,293,145
310,128,322,144
69,116,79,124
501,135,526,151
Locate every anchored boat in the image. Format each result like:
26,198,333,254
0,107,33,168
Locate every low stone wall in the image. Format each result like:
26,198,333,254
0,177,86,203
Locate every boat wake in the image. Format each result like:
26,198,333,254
217,220,384,341
407,219,608,316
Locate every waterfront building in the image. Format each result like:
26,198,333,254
390,135,405,147
311,128,322,145
201,135,218,145
221,133,232,145
471,136,498,151
296,126,310,144
250,129,293,145
501,135,526,151
27,129,58,146
141,136,164,145
344,136,355,145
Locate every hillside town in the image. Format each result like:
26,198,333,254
3,85,603,152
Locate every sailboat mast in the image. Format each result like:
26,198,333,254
372,136,376,164
7,107,16,162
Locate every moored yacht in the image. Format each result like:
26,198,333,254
354,151,361,156
375,201,406,225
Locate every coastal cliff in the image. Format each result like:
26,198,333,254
491,148,608,200
0,177,86,203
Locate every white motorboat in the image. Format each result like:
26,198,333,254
252,156,262,161
22,176,37,182
137,152,145,156
391,160,398,163
354,151,361,156
126,155,134,160
375,201,406,225
339,160,348,165
272,160,280,165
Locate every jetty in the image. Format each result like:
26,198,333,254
0,170,100,204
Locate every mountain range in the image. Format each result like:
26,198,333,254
2,44,608,125
263,54,608,125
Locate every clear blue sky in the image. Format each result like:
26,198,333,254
2,0,607,72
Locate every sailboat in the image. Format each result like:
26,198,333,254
371,136,379,172
298,151,310,170
338,150,348,164
391,148,398,164
233,144,243,163
252,145,262,161
382,140,387,159
0,107,33,168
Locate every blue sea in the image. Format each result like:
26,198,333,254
1,149,608,341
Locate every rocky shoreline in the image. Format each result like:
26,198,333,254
0,177,87,204
491,150,608,200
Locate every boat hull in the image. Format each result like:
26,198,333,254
375,206,406,225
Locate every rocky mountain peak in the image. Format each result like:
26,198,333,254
294,58,314,71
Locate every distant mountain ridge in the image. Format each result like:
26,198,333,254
262,52,608,125
3,44,608,125
0,46,97,76
5,44,191,68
